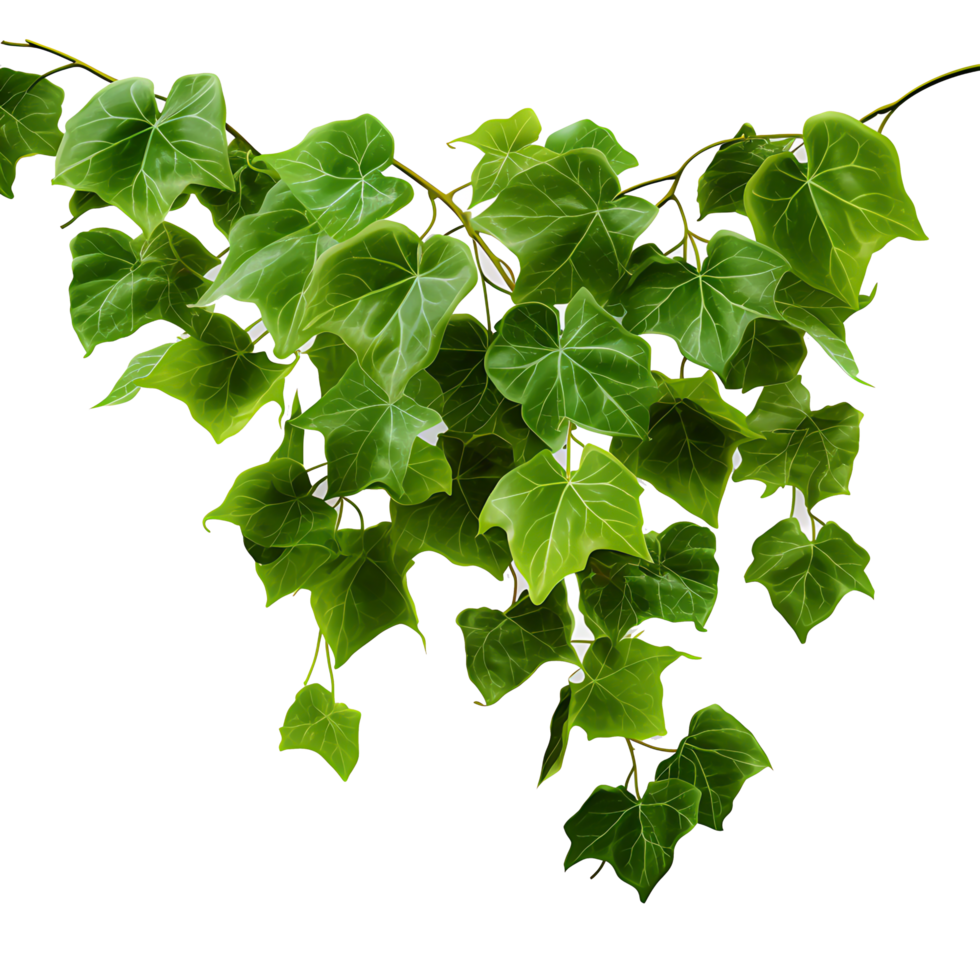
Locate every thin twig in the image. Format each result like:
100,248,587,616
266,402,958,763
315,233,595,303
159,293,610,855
304,632,322,686
590,861,606,880
630,738,676,754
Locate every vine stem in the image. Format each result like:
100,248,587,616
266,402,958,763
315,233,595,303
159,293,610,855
679,356,687,379
326,642,335,695
509,564,519,606
860,64,980,124
565,421,573,480
344,497,365,531
625,738,641,800
304,632,322,686
630,738,677,753
790,486,797,519
590,861,606,879
473,240,493,337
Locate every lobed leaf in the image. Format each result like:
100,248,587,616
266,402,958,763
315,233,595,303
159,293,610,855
279,683,360,781
0,66,64,198
544,119,637,174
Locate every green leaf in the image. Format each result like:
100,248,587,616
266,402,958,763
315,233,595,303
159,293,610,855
538,684,572,785
194,137,277,235
618,230,790,375
54,74,235,235
68,222,219,355
568,637,697,740
486,289,660,449
384,439,453,505
610,371,761,527
292,363,442,497
544,119,637,174
471,149,657,305
733,376,862,507
66,188,190,227
289,221,477,394
696,123,792,219
577,523,718,639
271,391,306,463
563,780,701,902
256,532,339,605
243,534,285,566
450,109,556,206
479,445,649,604
306,333,358,396
197,181,337,352
390,434,513,579
745,518,873,642
309,523,422,667
204,457,337,547
721,317,807,393
258,115,413,239
92,342,174,407
774,273,875,382
456,582,579,705
0,67,64,198
744,111,926,307
655,704,771,830
279,683,360,781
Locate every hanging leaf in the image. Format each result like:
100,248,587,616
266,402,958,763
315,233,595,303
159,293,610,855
720,318,807,393
279,684,360,781
0,67,64,198
384,439,453,506
256,532,339,605
194,137,277,235
544,119,637,173
306,333,358,396
92,342,174,407
538,684,572,785
271,391,306,463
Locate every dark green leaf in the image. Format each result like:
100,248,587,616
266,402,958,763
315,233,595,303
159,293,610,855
194,137,276,235
538,684,572,785
721,317,807,393
0,67,63,198
544,119,637,174
92,342,174,407
242,534,285,566
256,532,339,605
279,683,360,781
383,439,453,506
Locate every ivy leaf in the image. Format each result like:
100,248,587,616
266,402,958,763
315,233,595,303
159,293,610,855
610,371,761,527
54,74,235,235
696,123,792,220
309,523,422,667
0,67,64,198
721,318,807,393
618,230,790,375
563,780,701,902
292,363,442,497
744,111,926,307
544,119,637,174
258,115,413,240
204,458,337,547
68,223,219,355
306,333,358,396
479,445,649,603
655,704,771,830
256,532,339,605
745,518,873,642
390,434,513,579
538,684,572,785
450,109,556,206
384,439,453,506
194,137,277,236
197,181,337,352
289,221,477,394
66,188,190,227
577,523,718,639
456,582,579,706
733,376,862,507
271,391,306,464
242,534,285,566
279,684,360,781
92,342,174,407
568,637,697,740
471,149,658,305
486,289,660,449
774,273,875,382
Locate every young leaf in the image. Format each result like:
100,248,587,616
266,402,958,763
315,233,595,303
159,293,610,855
479,445,649,604
0,67,64,198
92,342,174,407
383,439,453,506
720,318,807,393
544,119,637,173
54,74,235,235
563,780,701,902
279,683,360,781
471,149,658,305
538,684,572,785
655,704,771,830
193,137,277,235
457,582,579,706
745,518,873,642
744,111,926,307
271,391,306,463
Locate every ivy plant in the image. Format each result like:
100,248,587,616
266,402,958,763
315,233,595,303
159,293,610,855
3,36,974,902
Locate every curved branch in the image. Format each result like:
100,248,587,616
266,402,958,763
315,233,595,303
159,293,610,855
860,64,980,123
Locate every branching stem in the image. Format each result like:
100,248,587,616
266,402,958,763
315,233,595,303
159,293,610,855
860,64,980,124
630,738,677,753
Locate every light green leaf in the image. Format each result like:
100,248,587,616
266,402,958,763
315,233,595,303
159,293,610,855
258,115,413,240
194,137,277,236
0,67,64,198
538,684,572,785
256,532,338,605
457,582,579,705
486,288,660,449
721,317,807,393
479,444,649,603
655,704,771,830
610,371,761,527
306,333,358,397
279,683,360,781
383,438,453,505
289,221,477,394
471,149,657,305
545,118,637,173
271,391,306,463
92,342,174,407
618,230,790,374
564,780,701,902
745,518,873,642
54,74,234,235
744,111,926,307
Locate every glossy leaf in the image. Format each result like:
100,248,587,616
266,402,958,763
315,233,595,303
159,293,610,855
256,532,339,605
259,115,413,239
194,137,276,235
721,317,807,393
577,523,718,639
457,582,579,705
479,445,649,604
538,684,572,785
279,683,360,781
0,67,64,198
384,438,453,506
271,391,306,463
306,333,358,396
92,342,174,407
745,518,873,642
655,704,771,830
611,371,761,527
564,780,701,902
54,74,234,235
486,289,660,449
472,149,657,305
744,111,926,307
544,119,637,174
289,221,477,393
